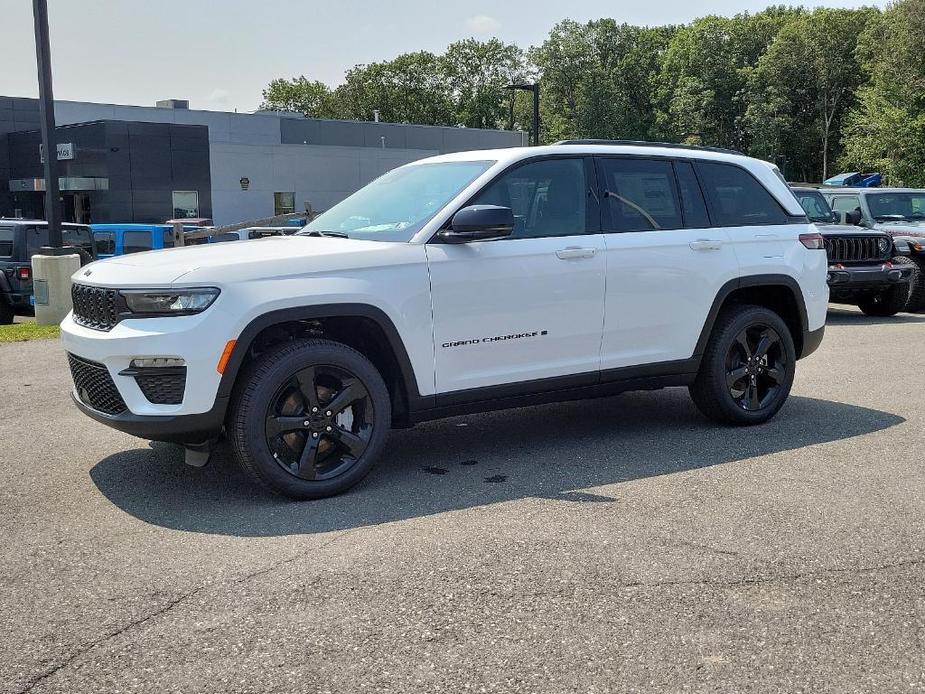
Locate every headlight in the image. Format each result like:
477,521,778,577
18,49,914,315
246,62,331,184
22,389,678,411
121,288,220,315
878,237,891,255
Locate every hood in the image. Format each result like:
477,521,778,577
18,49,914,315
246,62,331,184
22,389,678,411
873,220,925,237
816,223,886,237
72,235,411,287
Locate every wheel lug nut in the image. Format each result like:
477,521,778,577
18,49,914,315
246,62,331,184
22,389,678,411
326,425,332,432
311,432,319,438
325,411,332,417
311,407,318,413
303,420,310,427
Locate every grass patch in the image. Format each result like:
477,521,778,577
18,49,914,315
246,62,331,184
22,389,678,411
0,322,61,343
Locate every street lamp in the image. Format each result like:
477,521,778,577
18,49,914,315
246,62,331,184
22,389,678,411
504,83,540,147
31,0,79,325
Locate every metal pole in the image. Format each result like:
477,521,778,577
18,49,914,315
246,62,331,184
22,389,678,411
532,85,540,147
32,0,62,249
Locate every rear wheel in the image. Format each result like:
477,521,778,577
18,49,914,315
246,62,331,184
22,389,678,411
689,305,796,426
900,255,925,312
0,302,13,325
228,339,391,500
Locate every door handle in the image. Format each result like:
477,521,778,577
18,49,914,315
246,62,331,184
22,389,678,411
689,239,723,251
555,247,597,260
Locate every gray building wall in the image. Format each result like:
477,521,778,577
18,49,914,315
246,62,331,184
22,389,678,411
2,96,525,225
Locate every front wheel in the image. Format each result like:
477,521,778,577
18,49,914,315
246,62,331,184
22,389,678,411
689,305,796,426
228,339,391,500
857,279,910,317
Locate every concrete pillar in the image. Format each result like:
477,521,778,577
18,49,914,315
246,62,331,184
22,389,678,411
32,253,81,325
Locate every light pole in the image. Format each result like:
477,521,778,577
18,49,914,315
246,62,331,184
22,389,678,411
504,83,540,146
31,0,80,325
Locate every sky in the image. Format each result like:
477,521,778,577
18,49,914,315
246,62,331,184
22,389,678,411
2,0,886,114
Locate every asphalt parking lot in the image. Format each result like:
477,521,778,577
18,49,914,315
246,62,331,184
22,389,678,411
2,306,924,693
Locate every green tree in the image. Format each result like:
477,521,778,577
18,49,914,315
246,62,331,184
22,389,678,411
842,0,925,185
332,52,455,125
656,8,800,149
745,8,877,182
260,77,336,118
442,38,526,129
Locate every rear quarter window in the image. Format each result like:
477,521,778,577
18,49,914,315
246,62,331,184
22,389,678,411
0,227,13,257
696,162,790,227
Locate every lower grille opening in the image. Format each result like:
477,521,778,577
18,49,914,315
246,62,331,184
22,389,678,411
134,369,187,405
67,353,127,415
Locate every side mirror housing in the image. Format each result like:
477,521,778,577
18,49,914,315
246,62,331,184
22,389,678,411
847,209,864,226
438,205,514,244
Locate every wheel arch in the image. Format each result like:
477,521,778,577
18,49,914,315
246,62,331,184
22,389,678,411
695,275,810,360
216,304,429,427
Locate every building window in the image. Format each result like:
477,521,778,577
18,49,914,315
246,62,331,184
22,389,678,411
172,191,199,219
274,192,295,215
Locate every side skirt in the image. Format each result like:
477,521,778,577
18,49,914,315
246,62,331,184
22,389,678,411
409,358,699,424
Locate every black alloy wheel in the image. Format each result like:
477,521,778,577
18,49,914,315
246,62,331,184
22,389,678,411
724,325,787,411
265,364,374,481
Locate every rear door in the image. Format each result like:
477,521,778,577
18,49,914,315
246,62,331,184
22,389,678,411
596,156,740,371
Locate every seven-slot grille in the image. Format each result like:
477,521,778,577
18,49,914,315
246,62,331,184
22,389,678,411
824,236,885,264
71,283,120,330
67,353,127,415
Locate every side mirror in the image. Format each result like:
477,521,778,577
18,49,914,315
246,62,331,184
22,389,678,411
438,205,514,244
846,209,863,226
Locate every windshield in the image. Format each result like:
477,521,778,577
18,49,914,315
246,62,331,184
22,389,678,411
794,190,837,223
866,192,925,221
299,160,494,242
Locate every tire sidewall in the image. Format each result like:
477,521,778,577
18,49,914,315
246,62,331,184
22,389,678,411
701,306,797,425
233,341,391,499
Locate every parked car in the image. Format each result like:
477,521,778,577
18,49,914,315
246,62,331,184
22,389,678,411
0,220,94,324
91,224,178,259
791,187,914,316
208,227,295,243
62,141,828,500
819,187,925,311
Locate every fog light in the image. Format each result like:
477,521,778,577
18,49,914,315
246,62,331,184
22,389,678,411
130,357,186,368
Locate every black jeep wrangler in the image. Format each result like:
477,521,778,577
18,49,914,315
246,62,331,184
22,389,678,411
791,187,913,316
0,220,94,324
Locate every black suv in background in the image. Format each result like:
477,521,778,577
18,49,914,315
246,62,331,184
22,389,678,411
791,187,913,316
0,220,95,324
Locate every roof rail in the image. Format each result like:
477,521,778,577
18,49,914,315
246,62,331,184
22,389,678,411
553,139,744,156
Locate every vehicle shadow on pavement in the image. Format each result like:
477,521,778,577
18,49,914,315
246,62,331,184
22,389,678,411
826,308,925,325
89,391,904,537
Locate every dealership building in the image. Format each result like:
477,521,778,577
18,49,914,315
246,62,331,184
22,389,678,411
0,96,524,225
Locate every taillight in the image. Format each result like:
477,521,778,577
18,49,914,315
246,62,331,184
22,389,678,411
17,266,31,280
800,233,825,250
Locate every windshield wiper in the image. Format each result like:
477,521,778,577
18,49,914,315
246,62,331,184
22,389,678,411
300,229,349,238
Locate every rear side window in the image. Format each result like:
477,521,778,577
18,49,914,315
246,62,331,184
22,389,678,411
598,158,682,232
123,231,152,254
696,162,789,227
26,227,49,257
0,227,12,257
63,227,94,256
674,161,710,228
95,232,115,255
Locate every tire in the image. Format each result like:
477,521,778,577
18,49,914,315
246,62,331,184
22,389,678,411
0,302,13,325
228,338,391,500
857,275,910,317
901,255,925,312
689,304,796,426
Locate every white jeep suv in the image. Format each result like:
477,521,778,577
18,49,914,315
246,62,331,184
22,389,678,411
62,141,828,499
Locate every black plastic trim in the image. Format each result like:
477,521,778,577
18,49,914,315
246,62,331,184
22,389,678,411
692,274,809,358
72,392,228,444
801,326,825,360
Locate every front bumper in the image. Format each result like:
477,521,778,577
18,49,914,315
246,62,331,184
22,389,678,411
827,264,913,289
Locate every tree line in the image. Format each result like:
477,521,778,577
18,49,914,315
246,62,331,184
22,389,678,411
260,0,925,186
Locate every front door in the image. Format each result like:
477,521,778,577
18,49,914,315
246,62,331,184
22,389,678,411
426,157,606,397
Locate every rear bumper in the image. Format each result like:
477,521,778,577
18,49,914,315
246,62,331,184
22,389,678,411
827,264,912,289
72,392,227,444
